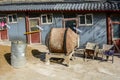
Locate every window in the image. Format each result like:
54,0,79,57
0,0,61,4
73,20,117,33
8,14,17,23
41,14,53,24
112,24,120,39
79,14,93,26
86,14,92,24
111,15,120,40
79,15,85,24
0,17,7,30
29,19,39,31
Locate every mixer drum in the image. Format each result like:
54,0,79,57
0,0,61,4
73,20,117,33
46,28,78,55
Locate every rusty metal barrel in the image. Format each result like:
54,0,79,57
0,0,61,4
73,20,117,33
11,41,27,68
46,28,78,55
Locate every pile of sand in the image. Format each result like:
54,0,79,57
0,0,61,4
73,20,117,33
0,45,40,75
0,45,12,75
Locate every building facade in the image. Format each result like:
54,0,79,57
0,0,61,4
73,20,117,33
0,0,120,48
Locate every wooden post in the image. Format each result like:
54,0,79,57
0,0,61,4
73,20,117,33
106,14,112,44
25,13,30,44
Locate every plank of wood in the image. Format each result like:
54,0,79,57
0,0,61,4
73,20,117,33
24,30,40,35
113,40,120,53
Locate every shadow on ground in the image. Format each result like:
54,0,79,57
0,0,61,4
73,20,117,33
32,49,46,62
4,53,11,65
74,51,103,62
32,49,65,64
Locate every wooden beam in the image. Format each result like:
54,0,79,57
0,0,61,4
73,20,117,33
24,30,41,35
112,22,120,24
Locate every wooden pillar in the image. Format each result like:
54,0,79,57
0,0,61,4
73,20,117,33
106,14,112,44
25,13,30,44
0,31,1,41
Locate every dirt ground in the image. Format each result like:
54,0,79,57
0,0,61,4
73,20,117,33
0,42,120,80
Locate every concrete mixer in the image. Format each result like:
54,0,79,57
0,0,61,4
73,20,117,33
45,28,79,66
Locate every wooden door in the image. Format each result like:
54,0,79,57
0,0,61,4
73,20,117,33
29,18,41,43
1,29,8,40
0,17,8,40
110,15,120,52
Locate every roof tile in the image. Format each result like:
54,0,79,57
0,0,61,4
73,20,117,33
0,1,119,11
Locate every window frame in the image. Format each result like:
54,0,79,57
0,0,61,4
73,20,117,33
78,14,93,26
41,14,53,24
79,15,86,25
29,17,40,32
8,14,17,23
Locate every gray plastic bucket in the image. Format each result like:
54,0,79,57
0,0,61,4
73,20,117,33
11,41,27,68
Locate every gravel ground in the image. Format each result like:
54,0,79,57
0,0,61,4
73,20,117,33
0,42,120,80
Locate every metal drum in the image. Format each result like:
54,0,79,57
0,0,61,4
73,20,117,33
11,41,27,68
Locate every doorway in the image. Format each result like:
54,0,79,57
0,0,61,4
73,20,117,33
29,18,41,43
63,18,78,32
63,18,79,47
110,14,120,51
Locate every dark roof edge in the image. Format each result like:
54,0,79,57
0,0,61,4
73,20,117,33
0,1,118,6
